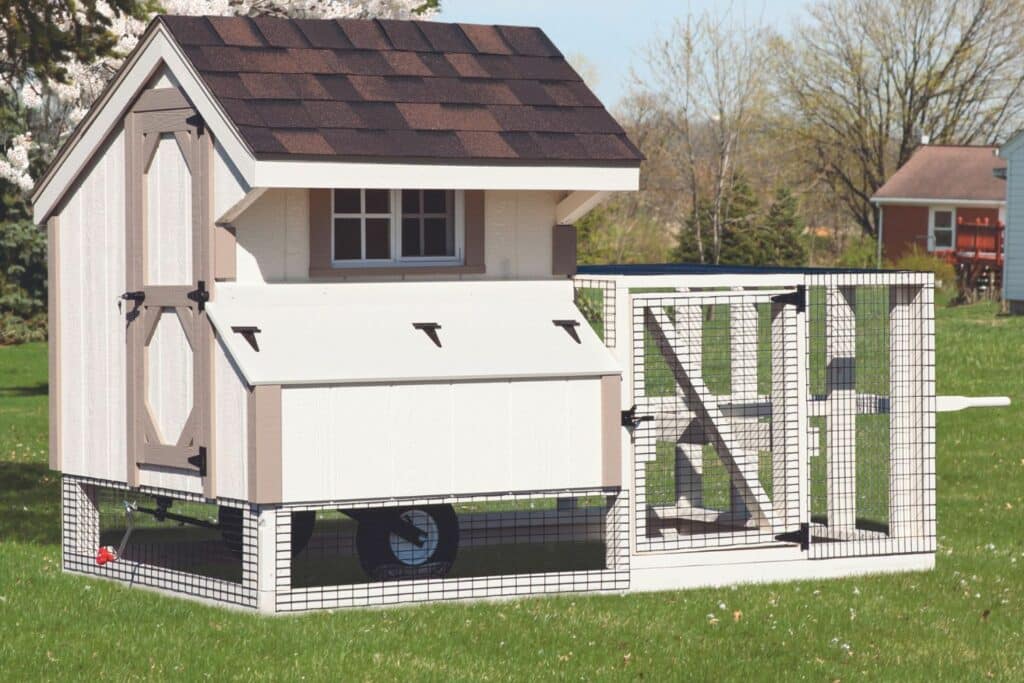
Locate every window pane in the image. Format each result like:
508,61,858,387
334,189,360,214
402,218,421,257
933,211,952,228
424,217,451,256
365,189,390,214
934,229,953,248
402,190,420,215
365,218,391,259
423,190,446,214
334,218,361,260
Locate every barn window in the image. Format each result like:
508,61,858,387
332,189,463,266
929,207,955,250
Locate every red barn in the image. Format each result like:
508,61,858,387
871,145,1006,265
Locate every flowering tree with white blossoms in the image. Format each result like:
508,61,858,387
0,0,437,196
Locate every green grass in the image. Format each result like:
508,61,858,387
2,301,1024,680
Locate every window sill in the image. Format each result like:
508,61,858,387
309,264,486,278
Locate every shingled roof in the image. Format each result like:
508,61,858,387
158,15,642,165
872,145,1005,203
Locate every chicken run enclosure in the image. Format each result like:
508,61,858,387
56,265,990,612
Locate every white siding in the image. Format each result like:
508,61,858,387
279,377,604,503
58,129,128,483
479,190,557,279
235,189,310,284
1005,148,1024,301
214,335,249,500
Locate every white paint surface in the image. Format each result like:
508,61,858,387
214,335,249,500
280,377,604,502
146,309,193,443
58,129,128,483
234,189,309,284
145,133,192,285
207,281,620,385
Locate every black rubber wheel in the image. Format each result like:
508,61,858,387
218,507,316,558
355,504,458,580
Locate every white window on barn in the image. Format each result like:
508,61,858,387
332,189,463,266
929,207,955,251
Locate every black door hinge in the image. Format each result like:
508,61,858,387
621,405,654,429
187,280,210,311
187,446,207,476
771,285,806,312
775,522,810,550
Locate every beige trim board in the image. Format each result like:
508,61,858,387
247,384,282,504
133,87,190,113
464,190,485,269
214,225,237,280
47,215,61,471
601,374,622,487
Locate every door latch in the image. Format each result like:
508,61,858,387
121,291,146,304
187,280,210,311
621,405,654,429
770,285,806,312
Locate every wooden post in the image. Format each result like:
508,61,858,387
675,293,704,509
770,301,801,532
826,286,857,535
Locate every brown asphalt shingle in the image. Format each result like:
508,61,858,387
158,15,642,164
872,146,1005,203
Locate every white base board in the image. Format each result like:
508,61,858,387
628,551,934,594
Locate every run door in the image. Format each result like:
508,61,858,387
630,288,806,552
124,100,214,494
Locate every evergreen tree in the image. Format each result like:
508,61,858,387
761,187,809,266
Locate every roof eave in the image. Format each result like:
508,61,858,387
870,196,1005,206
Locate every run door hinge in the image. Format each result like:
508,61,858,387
771,285,806,313
621,405,654,429
187,280,210,311
187,446,207,476
776,522,810,550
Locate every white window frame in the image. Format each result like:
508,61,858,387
928,206,956,252
331,189,465,268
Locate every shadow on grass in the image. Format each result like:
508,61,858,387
0,461,61,546
0,382,48,398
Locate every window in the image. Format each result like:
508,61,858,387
929,207,955,250
332,189,462,266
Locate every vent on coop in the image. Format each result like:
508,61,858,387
275,491,629,611
61,480,257,607
631,289,803,552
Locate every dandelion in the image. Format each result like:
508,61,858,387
718,601,727,610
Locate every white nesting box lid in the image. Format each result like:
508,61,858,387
207,281,621,386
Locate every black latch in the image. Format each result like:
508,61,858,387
553,319,582,343
621,404,654,429
231,326,261,352
771,285,806,312
121,290,146,304
187,280,210,311
187,446,207,476
413,322,442,348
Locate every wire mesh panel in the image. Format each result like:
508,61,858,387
573,277,617,347
631,289,804,552
274,490,628,612
805,272,936,558
61,476,257,607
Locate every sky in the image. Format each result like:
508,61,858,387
439,0,807,107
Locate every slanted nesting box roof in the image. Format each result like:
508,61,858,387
158,16,642,164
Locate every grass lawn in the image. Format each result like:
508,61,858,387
1,301,1023,680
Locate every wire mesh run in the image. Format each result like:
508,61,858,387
573,277,617,347
61,476,257,608
631,289,803,552
805,272,936,558
275,491,629,612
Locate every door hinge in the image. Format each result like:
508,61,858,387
187,446,207,476
187,280,210,311
621,405,654,429
770,285,806,312
775,522,810,550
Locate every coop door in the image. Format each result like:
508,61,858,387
630,289,804,552
124,103,212,490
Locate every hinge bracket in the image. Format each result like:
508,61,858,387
187,280,210,312
771,285,806,312
187,446,207,476
621,404,654,429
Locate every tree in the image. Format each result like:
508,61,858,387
774,0,1024,236
641,10,770,263
676,175,758,265
759,187,808,267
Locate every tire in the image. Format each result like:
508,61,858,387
218,507,316,558
355,504,458,580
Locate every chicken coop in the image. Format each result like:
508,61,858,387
36,16,1006,613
